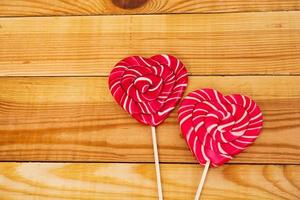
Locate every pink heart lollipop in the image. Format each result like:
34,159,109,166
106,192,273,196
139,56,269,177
178,88,263,199
109,54,188,126
109,54,188,199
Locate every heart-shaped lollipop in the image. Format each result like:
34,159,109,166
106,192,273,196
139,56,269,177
109,54,188,199
109,54,188,126
178,88,263,167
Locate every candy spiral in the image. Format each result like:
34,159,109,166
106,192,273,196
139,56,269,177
178,89,263,166
109,54,188,126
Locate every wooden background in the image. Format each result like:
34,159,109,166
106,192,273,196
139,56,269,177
0,0,299,199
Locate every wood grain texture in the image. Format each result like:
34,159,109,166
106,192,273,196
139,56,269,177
0,163,299,200
0,76,299,164
0,2,299,199
0,0,300,17
1,11,300,76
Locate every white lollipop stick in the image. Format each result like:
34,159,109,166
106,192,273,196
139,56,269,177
151,126,163,200
194,161,210,200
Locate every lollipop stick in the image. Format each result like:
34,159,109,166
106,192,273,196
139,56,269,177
194,161,210,200
151,126,163,200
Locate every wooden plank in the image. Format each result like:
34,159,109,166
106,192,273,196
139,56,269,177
0,162,299,200
0,0,300,17
0,12,300,76
0,76,299,164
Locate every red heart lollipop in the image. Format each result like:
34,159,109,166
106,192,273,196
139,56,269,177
109,54,188,126
109,54,188,199
178,88,263,167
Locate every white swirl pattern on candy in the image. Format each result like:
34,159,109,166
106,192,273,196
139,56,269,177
109,54,188,126
178,88,263,167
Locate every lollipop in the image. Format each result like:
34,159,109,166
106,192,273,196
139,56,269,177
178,88,263,199
109,54,188,199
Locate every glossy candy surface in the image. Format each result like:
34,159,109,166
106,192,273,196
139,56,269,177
109,54,188,126
178,89,263,167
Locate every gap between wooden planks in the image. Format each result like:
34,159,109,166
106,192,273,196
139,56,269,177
0,0,299,16
0,11,300,76
0,76,299,164
0,162,299,200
